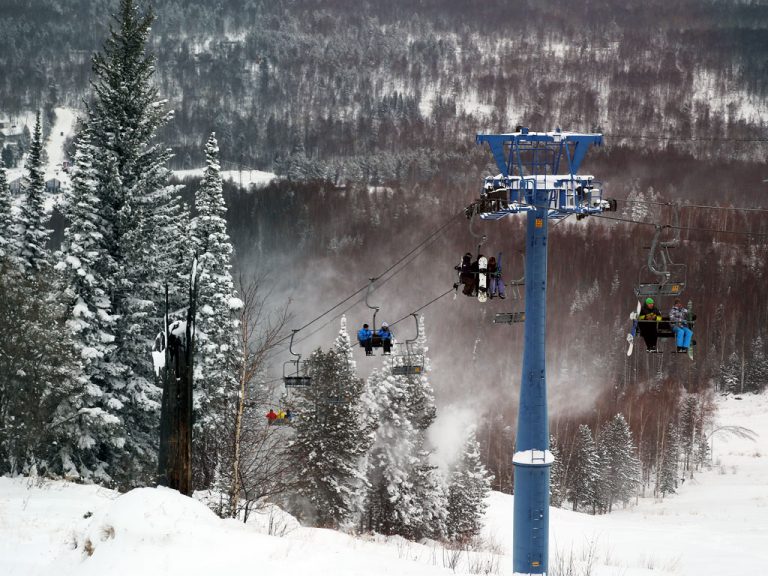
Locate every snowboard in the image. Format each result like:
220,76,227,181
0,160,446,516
626,300,641,356
477,256,488,302
687,300,694,361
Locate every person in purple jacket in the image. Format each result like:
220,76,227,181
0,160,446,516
488,255,506,299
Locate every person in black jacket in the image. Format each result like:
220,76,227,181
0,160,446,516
455,252,476,296
638,297,662,351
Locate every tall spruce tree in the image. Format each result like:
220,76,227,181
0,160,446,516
286,344,374,528
549,434,565,508
190,132,239,488
364,366,418,535
0,266,83,477
18,112,51,271
679,396,699,472
56,133,126,481
446,426,493,541
658,421,680,497
364,315,446,539
566,424,600,512
746,336,768,393
0,167,19,261
73,0,189,483
596,414,641,513
404,442,448,540
404,315,436,431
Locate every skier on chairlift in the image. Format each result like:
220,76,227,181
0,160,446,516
358,323,374,356
488,255,505,299
638,297,662,352
378,322,393,354
669,298,693,353
455,252,476,296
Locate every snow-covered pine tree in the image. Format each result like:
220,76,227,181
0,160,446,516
718,352,740,394
18,112,51,271
678,396,699,472
658,421,680,497
0,167,19,261
363,315,445,539
549,434,565,508
403,441,447,540
74,0,189,483
565,424,599,512
55,133,127,481
595,413,641,513
0,252,83,478
404,315,436,431
286,346,374,529
694,432,711,471
364,366,418,535
446,426,493,542
189,132,239,489
746,336,768,393
0,166,16,259
334,315,357,373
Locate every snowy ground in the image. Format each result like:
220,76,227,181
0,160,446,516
1,392,765,576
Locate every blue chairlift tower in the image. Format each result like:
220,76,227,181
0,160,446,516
474,128,613,575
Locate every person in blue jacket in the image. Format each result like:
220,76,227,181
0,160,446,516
378,322,393,355
358,323,374,356
669,298,694,353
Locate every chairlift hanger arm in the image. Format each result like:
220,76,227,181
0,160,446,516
365,277,380,330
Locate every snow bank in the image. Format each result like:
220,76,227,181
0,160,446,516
4,482,470,576
0,393,765,576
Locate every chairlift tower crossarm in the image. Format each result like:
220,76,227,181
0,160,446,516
475,129,610,575
475,129,614,222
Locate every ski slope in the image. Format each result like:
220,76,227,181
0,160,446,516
0,392,765,576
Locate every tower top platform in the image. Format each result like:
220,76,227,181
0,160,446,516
476,128,603,179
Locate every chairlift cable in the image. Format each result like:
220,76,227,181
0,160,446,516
592,213,768,239
389,287,456,328
271,209,464,349
620,198,768,214
603,133,768,144
290,217,460,349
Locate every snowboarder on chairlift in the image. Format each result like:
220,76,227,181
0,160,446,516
266,409,277,424
378,322,393,354
488,255,505,299
638,297,662,352
358,323,374,356
669,298,693,353
455,252,476,296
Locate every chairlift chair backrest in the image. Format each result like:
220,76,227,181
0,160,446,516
283,329,311,387
634,219,686,298
391,314,425,376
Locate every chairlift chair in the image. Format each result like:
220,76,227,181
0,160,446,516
391,314,425,376
359,278,392,354
283,330,311,387
494,251,526,325
634,208,687,298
